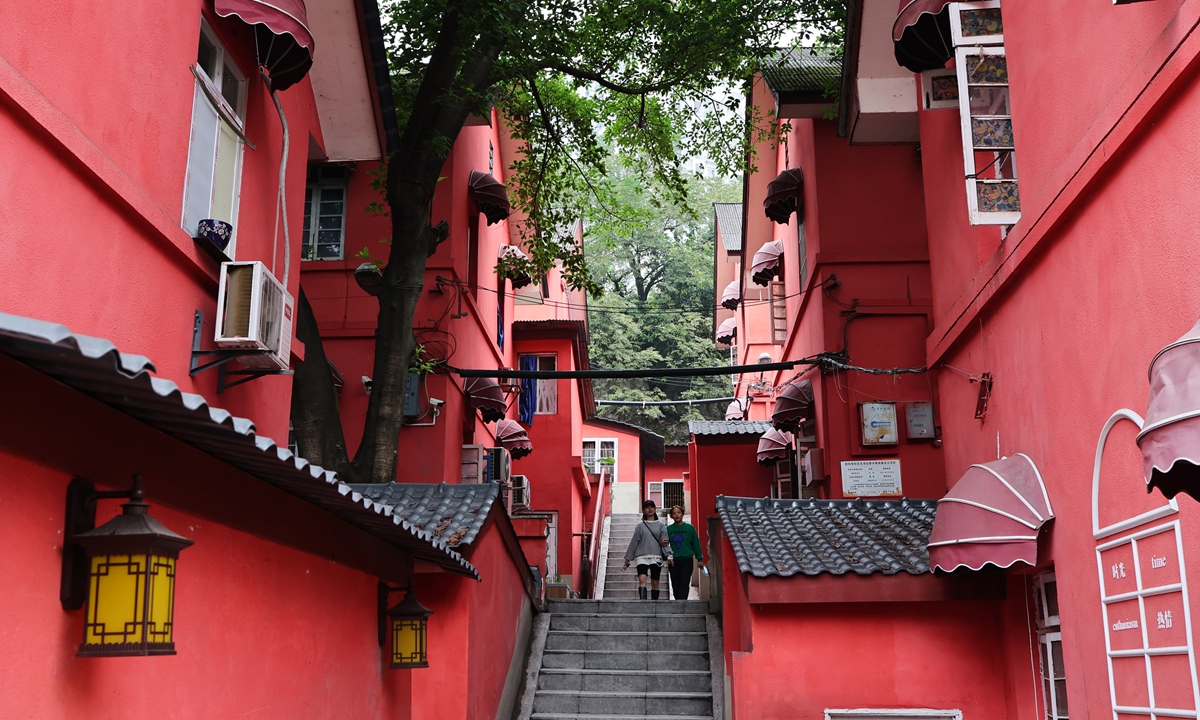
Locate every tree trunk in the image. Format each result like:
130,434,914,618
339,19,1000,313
289,287,357,479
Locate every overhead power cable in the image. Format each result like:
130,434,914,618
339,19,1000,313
596,397,737,406
450,359,814,380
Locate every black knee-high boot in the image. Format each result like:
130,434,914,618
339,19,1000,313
638,587,647,600
651,589,660,600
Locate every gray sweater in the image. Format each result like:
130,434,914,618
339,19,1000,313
624,520,672,563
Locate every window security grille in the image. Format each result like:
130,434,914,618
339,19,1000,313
770,280,787,345
302,164,348,260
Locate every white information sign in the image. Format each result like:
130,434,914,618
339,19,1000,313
841,459,903,497
859,402,899,445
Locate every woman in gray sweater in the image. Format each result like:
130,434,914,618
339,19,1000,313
622,500,673,599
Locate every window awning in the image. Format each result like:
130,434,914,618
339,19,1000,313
715,318,737,348
750,239,784,286
725,398,747,421
772,379,814,434
927,453,1054,573
893,0,954,73
215,0,314,92
1139,315,1200,500
498,245,533,289
721,280,741,310
764,168,804,224
495,419,533,459
464,376,507,422
469,170,512,225
756,427,793,465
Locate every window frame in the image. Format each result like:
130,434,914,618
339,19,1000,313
302,164,349,261
1033,571,1069,720
519,354,558,415
582,437,618,482
954,44,1020,226
182,18,247,256
949,0,1004,46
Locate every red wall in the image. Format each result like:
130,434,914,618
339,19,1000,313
0,450,414,720
688,439,773,556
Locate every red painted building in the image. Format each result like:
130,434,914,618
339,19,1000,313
701,2,1200,719
0,1,542,718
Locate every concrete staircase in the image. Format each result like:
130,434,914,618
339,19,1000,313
604,514,650,599
528,599,716,720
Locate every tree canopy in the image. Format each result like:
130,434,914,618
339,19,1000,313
292,0,833,483
585,169,740,444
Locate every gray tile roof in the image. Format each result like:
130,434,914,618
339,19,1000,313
347,482,499,547
716,496,937,577
0,311,478,578
713,203,744,252
689,420,774,436
761,48,843,95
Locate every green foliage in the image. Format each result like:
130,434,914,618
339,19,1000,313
586,171,741,444
377,0,828,292
409,344,438,375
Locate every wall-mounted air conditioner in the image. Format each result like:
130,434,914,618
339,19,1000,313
510,474,531,510
215,261,294,371
486,446,511,485
462,445,487,484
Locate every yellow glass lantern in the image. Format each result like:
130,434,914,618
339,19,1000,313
379,581,433,668
70,475,193,657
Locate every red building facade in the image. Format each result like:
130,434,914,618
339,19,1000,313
702,2,1200,719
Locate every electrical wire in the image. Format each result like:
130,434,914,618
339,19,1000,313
596,397,736,406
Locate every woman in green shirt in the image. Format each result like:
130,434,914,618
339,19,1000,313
666,505,704,600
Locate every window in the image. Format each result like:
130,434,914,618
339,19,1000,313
582,439,617,481
497,274,506,350
1034,572,1069,720
519,354,558,414
489,142,495,174
183,20,246,255
770,279,787,345
950,1,1019,226
302,164,348,260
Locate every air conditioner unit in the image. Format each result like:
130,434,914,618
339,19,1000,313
214,261,294,370
461,444,486,484
486,447,511,485
510,474,531,509
498,367,519,393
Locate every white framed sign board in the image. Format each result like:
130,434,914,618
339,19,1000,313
860,402,899,445
841,459,903,497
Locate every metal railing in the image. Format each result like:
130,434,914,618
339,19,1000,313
579,467,611,599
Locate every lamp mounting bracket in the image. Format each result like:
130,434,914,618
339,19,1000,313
60,475,145,611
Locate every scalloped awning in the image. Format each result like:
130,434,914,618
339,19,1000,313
927,453,1054,573
721,280,741,310
893,0,954,73
464,376,507,422
756,427,794,466
495,419,533,459
1139,315,1200,500
764,168,804,224
498,245,533,290
715,318,737,348
772,379,814,433
469,170,512,225
751,239,784,286
215,0,315,92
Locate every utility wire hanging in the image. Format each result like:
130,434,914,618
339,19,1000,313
596,397,737,406
450,359,815,380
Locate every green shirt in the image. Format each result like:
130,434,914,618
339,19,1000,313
666,522,703,562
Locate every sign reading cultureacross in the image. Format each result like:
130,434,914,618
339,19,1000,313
859,402,899,445
841,459,902,497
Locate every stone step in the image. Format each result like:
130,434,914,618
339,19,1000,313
533,690,712,716
546,631,709,652
531,714,712,720
547,600,707,615
538,668,712,693
550,614,707,633
540,650,711,671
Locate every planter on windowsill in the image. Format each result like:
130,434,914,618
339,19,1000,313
193,219,233,264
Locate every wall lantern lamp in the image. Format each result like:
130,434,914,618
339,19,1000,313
378,581,433,668
61,475,193,657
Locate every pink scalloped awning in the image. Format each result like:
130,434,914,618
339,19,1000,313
927,453,1054,573
756,428,793,466
464,376,507,422
764,168,803,225
772,379,814,433
495,419,533,459
498,245,532,289
215,0,314,92
725,399,746,421
1139,315,1200,500
750,240,783,286
470,170,512,225
715,318,737,348
893,0,955,73
721,280,741,311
